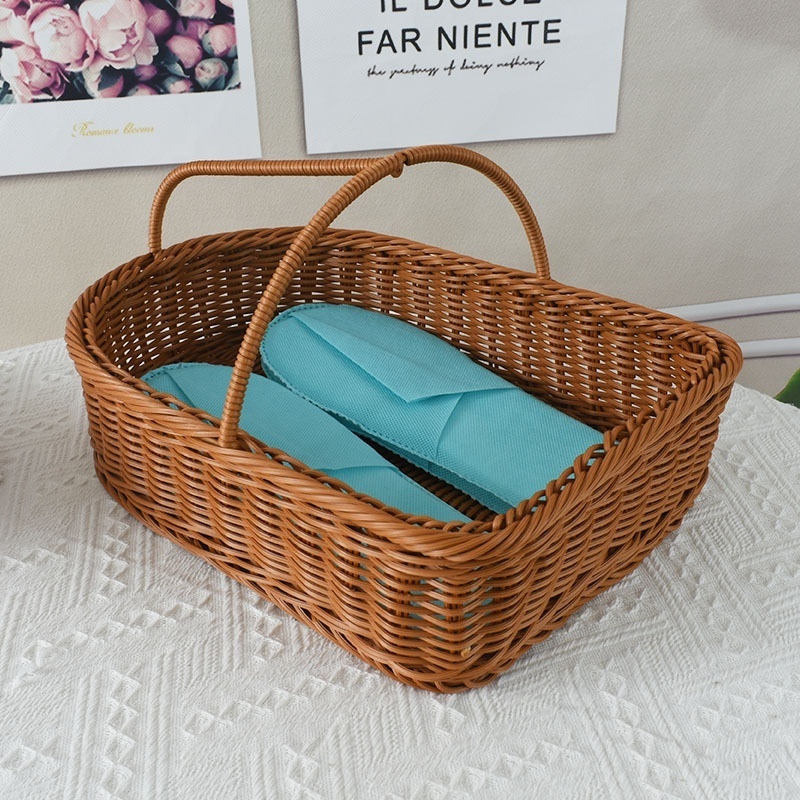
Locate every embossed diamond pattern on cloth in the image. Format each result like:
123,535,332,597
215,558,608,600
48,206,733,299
1,340,798,800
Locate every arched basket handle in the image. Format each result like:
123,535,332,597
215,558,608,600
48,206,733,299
215,144,549,449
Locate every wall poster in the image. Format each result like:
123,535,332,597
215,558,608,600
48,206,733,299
295,0,628,154
0,0,261,175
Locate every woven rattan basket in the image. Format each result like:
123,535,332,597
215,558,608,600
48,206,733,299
66,145,742,692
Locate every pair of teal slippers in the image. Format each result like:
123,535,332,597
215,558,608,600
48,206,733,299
144,303,604,523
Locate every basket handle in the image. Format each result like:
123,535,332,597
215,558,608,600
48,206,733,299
218,144,549,449
149,157,386,254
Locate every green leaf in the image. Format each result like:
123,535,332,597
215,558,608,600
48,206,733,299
98,67,122,92
166,60,187,78
776,367,800,408
225,59,240,90
159,49,187,78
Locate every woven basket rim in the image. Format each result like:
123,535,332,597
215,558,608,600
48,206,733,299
66,224,743,555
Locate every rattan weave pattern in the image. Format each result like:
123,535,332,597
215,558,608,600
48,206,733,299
65,145,742,691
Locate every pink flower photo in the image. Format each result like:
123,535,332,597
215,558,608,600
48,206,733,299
0,0,240,103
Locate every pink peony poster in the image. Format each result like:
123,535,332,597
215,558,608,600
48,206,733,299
0,0,261,175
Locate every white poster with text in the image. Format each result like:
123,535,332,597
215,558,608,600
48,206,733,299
296,0,628,154
0,0,261,176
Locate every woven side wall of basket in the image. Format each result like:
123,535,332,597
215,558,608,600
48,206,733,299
66,146,742,692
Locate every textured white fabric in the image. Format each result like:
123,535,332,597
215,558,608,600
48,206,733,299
1,339,799,800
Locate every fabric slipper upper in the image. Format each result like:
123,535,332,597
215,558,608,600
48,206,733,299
142,362,470,523
261,303,604,514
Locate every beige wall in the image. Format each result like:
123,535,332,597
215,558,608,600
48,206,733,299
2,1,798,395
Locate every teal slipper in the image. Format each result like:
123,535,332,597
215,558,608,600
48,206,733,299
261,303,605,514
142,362,470,523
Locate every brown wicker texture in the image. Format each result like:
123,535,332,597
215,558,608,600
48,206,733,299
65,145,743,692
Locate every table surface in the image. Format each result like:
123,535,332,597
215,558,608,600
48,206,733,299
1,339,799,800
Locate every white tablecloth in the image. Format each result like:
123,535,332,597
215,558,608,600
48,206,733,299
1,339,799,800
